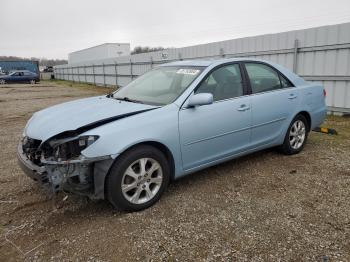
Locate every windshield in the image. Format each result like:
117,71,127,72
113,66,204,105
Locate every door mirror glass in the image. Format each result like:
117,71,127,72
187,93,213,107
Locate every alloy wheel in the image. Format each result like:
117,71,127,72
121,158,163,204
289,120,306,150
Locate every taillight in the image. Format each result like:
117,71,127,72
323,89,327,97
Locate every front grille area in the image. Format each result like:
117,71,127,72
22,137,42,166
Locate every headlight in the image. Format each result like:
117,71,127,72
54,135,99,161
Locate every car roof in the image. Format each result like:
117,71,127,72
161,57,280,67
162,58,276,67
161,59,215,67
161,58,306,86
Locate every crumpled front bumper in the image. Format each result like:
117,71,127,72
17,141,115,199
17,143,48,184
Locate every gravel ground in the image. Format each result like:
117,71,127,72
0,81,349,261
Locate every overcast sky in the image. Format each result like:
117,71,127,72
1,0,350,59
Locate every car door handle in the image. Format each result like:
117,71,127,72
288,94,297,100
237,104,250,111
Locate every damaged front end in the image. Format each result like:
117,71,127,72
17,134,114,199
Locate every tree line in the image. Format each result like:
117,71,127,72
131,46,166,55
0,46,167,65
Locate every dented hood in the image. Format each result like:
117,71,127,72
25,96,157,142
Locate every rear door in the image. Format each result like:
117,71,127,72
179,63,251,171
23,71,34,82
244,62,299,148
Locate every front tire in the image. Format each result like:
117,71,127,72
0,79,6,85
279,114,309,155
106,145,170,211
30,79,36,85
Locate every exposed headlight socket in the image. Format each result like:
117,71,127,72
79,135,98,147
52,135,99,161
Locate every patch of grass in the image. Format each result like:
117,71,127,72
310,115,350,147
324,115,350,136
42,79,118,93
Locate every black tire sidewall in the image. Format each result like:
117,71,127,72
281,114,309,155
106,145,170,211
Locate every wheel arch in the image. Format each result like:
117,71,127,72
135,141,175,181
103,141,176,197
296,111,312,132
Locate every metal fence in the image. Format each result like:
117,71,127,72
55,22,350,113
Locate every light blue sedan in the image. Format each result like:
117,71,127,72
18,58,326,211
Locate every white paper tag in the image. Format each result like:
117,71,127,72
176,69,200,75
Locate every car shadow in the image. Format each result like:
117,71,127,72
52,147,281,218
171,147,278,186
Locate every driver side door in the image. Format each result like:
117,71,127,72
10,72,21,83
18,72,27,82
179,63,251,171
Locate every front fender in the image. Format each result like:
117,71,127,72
80,104,183,177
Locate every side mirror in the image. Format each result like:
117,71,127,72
187,93,213,107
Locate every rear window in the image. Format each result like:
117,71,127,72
245,63,293,94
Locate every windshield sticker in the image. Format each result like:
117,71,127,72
176,69,200,75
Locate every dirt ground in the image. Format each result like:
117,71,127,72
0,81,349,261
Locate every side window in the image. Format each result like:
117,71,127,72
280,74,293,88
195,64,243,101
245,63,283,94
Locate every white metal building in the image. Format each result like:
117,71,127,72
68,43,130,64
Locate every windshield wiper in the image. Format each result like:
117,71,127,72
114,96,145,104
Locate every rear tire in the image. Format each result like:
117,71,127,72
0,79,5,85
106,145,170,211
30,79,36,85
279,114,309,155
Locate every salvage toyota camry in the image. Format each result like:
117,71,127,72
18,58,326,211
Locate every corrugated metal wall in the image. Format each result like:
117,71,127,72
54,22,350,113
0,60,39,74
